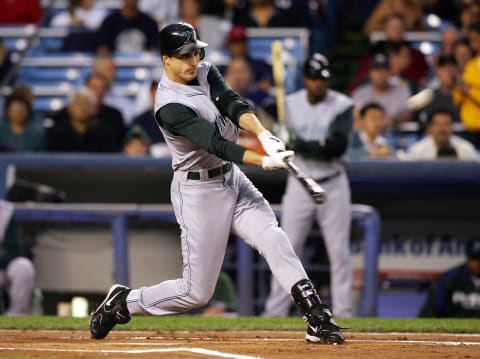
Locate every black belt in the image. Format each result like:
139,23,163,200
315,170,342,184
187,163,232,180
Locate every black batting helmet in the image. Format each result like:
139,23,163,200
303,53,330,79
158,23,208,60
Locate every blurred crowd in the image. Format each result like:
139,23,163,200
0,0,479,161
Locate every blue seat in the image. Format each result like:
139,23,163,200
116,66,152,84
20,67,86,87
34,97,67,115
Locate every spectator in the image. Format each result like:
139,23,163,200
457,0,480,36
46,87,117,153
453,21,480,148
350,13,429,92
363,0,424,34
233,0,300,28
85,73,126,150
439,26,461,57
349,102,392,159
383,40,417,92
352,53,412,130
419,239,480,318
122,125,151,156
132,80,165,144
50,0,108,30
223,57,270,108
92,55,136,124
417,54,461,132
0,0,42,24
224,26,272,91
96,0,159,54
0,40,12,85
0,200,35,316
397,108,478,160
53,73,126,151
453,37,473,74
179,0,231,53
139,0,179,26
0,94,44,152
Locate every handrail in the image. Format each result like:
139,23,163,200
370,31,443,43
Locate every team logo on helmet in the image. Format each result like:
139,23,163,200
184,29,194,44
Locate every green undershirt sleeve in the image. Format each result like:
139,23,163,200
156,104,246,163
207,65,254,126
292,106,353,161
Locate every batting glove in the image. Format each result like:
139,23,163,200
258,130,286,156
262,150,295,170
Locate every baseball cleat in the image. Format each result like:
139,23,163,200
90,284,131,339
305,319,345,344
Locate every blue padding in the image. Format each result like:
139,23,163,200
377,291,427,318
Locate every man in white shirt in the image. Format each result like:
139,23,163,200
398,108,478,161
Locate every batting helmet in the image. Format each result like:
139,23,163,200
158,23,208,60
303,53,330,79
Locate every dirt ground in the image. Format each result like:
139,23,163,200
0,330,479,359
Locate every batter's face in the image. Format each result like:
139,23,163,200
163,50,201,84
303,77,328,103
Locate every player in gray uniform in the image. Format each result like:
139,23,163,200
264,53,354,318
90,23,344,344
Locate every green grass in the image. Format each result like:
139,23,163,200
1,316,480,333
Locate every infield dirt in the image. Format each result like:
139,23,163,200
0,330,479,358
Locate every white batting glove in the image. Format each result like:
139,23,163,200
258,130,286,156
262,150,295,170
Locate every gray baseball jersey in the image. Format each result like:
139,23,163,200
125,63,308,315
264,88,354,318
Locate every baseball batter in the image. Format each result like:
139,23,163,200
264,53,354,318
90,23,344,344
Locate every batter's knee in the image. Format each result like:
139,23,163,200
186,290,212,309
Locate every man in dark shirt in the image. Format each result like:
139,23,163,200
96,0,159,54
52,74,127,151
419,240,480,318
46,88,116,152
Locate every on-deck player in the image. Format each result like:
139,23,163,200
264,53,354,318
89,23,344,344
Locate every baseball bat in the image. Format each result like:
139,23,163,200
271,41,326,204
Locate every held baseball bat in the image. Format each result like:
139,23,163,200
271,41,326,204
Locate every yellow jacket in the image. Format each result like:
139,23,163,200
453,56,480,131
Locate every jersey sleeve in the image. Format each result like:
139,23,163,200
156,103,246,163
207,65,253,126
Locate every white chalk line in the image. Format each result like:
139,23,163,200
115,338,480,346
0,347,262,359
122,335,480,346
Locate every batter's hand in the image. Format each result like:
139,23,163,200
258,130,286,156
262,150,294,170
